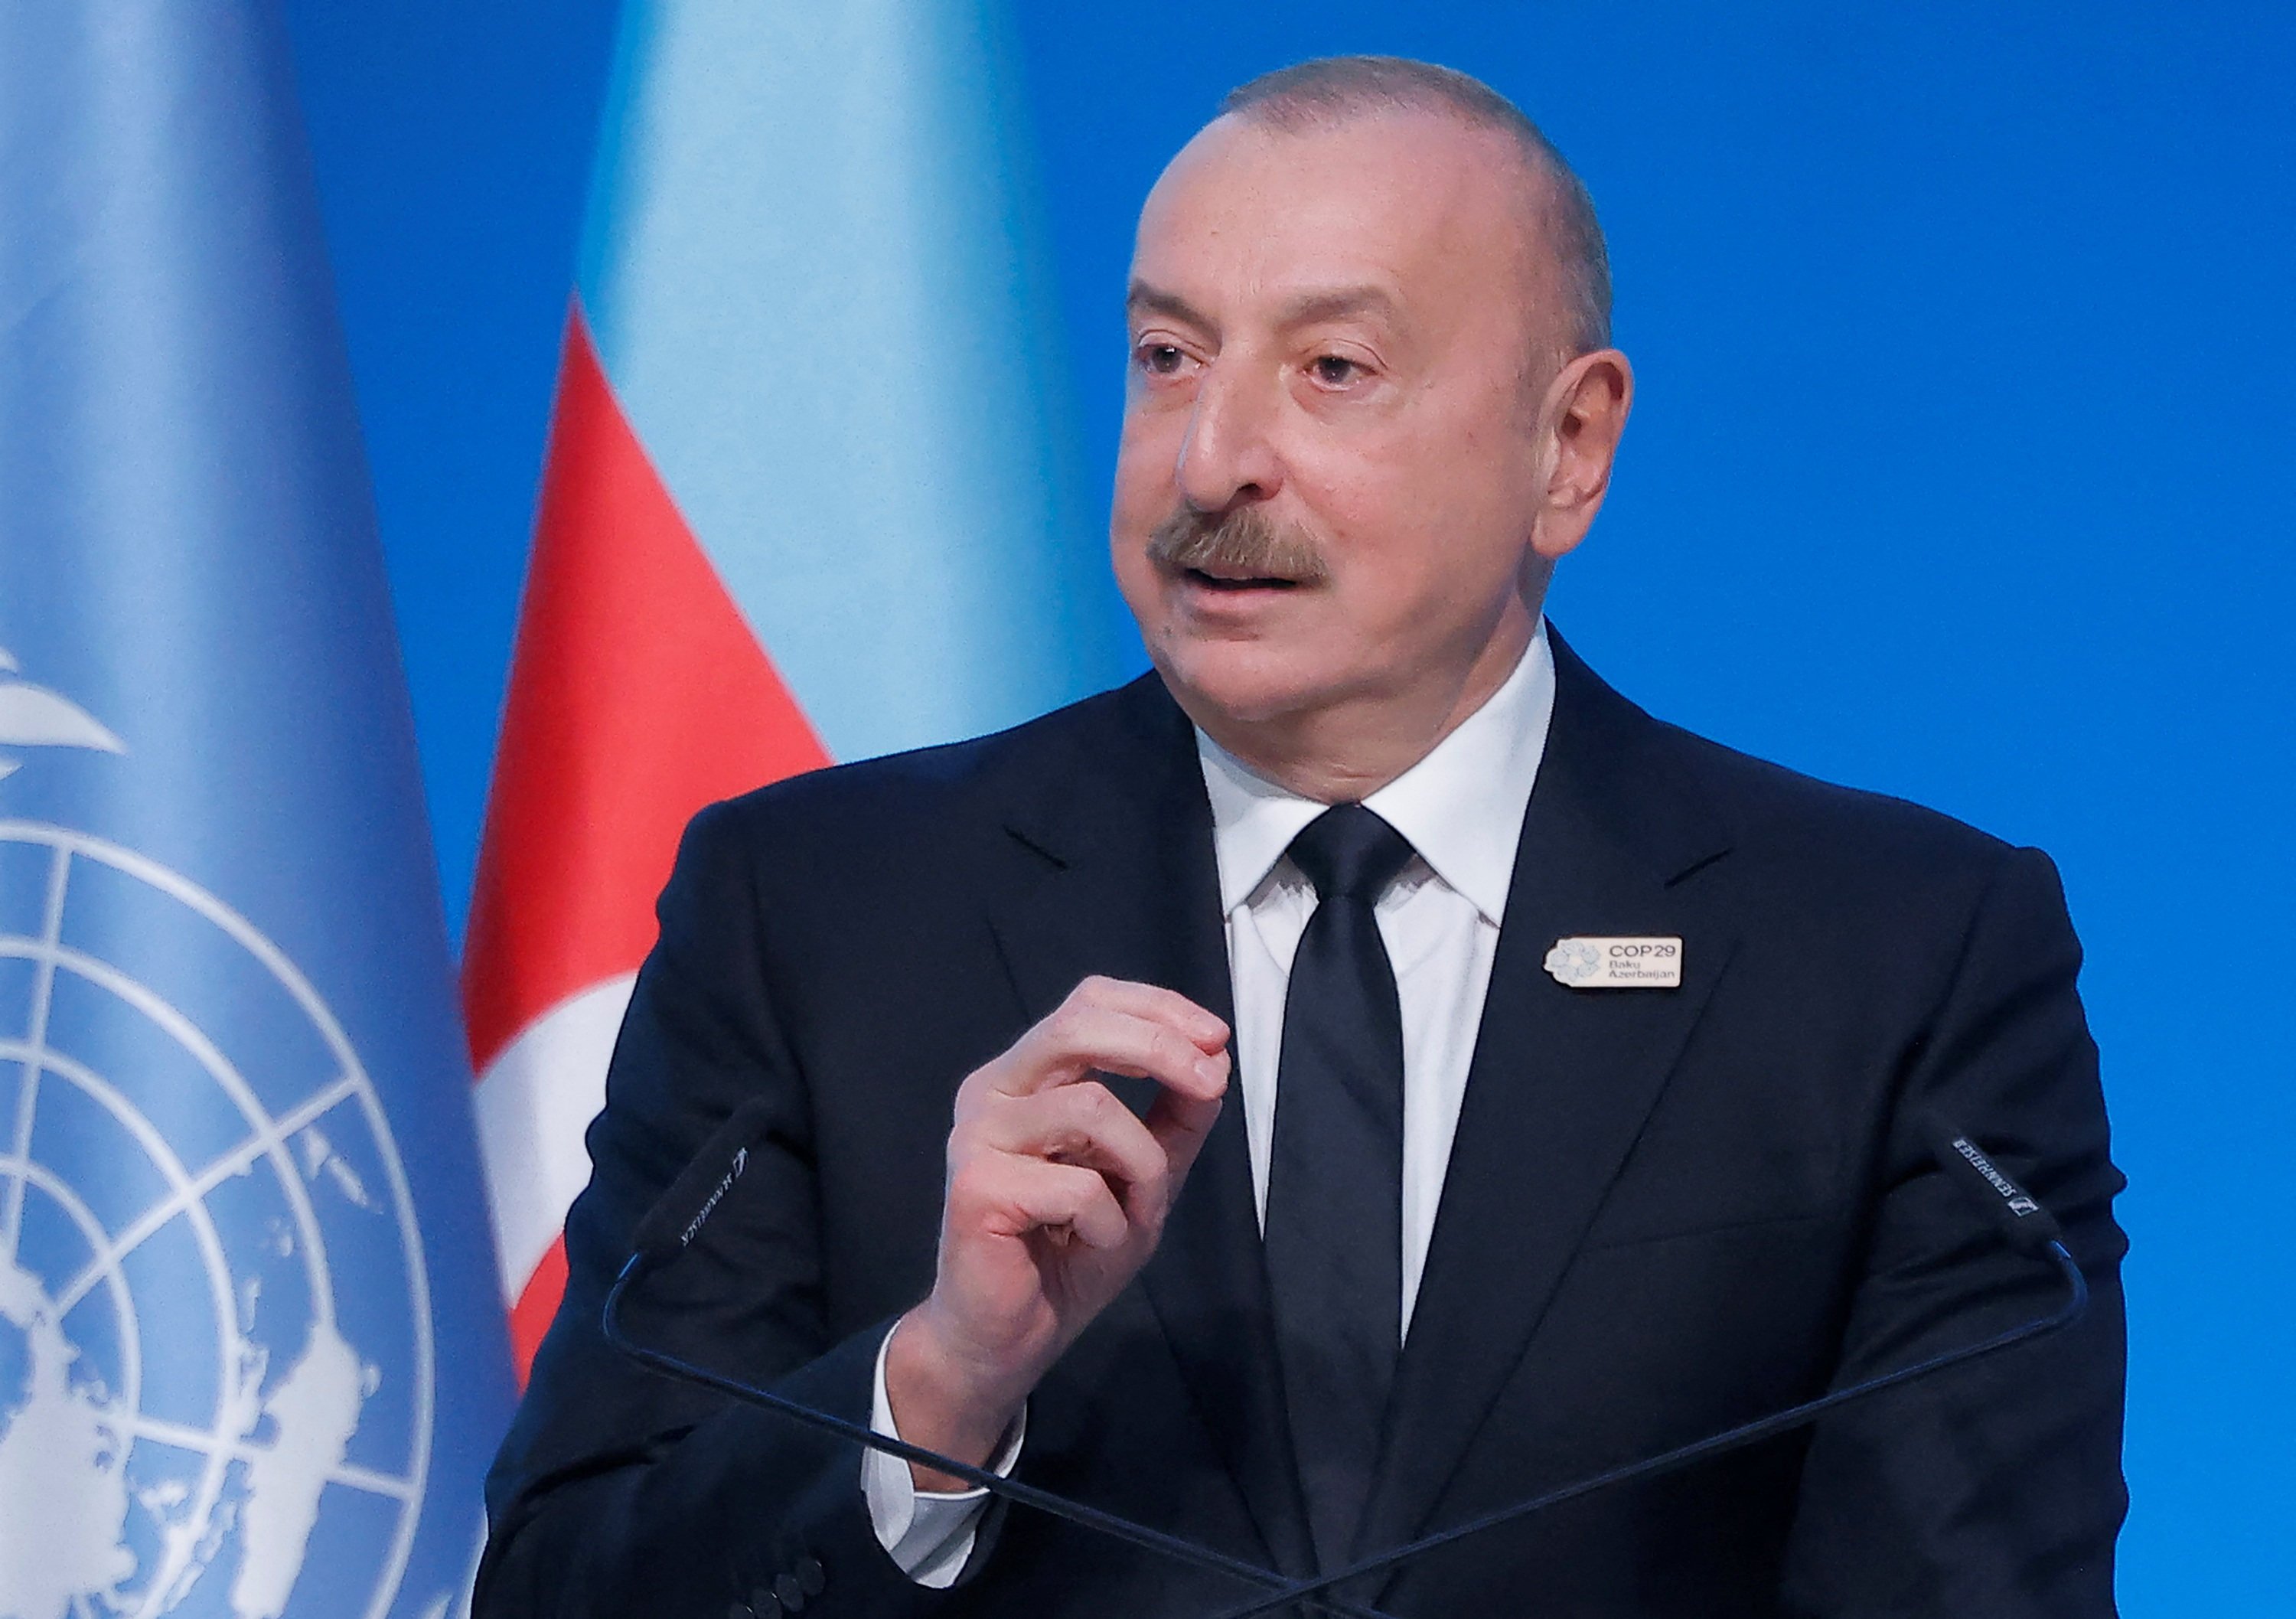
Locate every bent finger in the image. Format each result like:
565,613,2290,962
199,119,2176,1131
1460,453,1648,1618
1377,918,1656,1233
977,1158,1131,1251
1000,1004,1228,1103
1063,975,1230,1052
983,1081,1169,1194
1145,1054,1229,1180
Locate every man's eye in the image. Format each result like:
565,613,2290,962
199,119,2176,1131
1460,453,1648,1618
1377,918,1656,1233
1138,344,1187,375
1312,354,1361,386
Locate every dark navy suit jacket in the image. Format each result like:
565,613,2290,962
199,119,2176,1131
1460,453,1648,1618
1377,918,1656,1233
478,632,2127,1617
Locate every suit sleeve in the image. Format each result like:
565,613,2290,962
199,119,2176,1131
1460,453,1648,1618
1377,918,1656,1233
1779,846,2128,1617
473,801,978,1619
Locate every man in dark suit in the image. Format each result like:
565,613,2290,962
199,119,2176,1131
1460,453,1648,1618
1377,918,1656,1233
479,57,2126,1618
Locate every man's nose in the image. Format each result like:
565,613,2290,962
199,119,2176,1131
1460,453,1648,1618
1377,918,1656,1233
1175,362,1283,513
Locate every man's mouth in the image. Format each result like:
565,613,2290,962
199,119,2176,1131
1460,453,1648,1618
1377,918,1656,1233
1182,566,1303,592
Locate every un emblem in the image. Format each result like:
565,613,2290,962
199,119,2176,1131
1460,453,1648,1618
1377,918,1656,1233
0,651,436,1619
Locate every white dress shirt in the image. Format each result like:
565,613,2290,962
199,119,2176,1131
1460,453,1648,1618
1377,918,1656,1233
863,622,1558,1584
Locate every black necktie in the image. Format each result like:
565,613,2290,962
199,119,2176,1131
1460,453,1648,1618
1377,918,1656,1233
1264,803,1417,1572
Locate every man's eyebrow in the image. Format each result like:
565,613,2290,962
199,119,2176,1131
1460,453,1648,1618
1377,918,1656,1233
1273,285,1401,329
1126,281,1210,328
1124,280,1404,332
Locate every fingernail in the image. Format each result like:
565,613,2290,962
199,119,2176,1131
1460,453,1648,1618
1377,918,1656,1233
1195,1055,1225,1086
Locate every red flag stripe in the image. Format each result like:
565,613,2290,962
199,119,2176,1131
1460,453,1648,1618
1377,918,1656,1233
464,301,829,1076
464,302,830,1379
508,1235,571,1376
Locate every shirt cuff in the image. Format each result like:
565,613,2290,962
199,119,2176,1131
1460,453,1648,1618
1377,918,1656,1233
860,1324,1026,1588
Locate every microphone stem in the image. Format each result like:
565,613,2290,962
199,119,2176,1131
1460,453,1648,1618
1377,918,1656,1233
1210,1242,2090,1619
602,1258,1401,1619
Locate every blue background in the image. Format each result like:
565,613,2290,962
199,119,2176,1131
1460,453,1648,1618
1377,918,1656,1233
276,2,2294,1610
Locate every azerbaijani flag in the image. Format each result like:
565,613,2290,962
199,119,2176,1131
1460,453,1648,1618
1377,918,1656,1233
463,0,1133,1378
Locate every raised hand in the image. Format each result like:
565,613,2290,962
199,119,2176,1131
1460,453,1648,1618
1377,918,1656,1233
883,976,1231,1486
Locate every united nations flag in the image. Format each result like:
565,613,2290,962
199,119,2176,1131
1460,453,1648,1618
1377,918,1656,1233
0,5,516,1617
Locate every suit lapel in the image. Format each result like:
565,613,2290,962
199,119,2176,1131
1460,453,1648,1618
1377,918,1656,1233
1354,634,1740,1572
986,677,1318,1578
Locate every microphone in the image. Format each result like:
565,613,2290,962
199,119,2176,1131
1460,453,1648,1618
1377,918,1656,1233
628,1098,780,1263
608,1108,2085,1619
1204,1115,2091,1617
603,1105,1397,1619
1923,1117,2066,1255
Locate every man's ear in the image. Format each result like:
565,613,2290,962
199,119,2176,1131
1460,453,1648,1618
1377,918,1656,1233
1529,348,1634,563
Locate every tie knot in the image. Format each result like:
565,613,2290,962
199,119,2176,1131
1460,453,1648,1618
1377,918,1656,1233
1287,804,1416,903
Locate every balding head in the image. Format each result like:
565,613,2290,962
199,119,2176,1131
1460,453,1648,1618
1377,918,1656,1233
1219,56,1612,368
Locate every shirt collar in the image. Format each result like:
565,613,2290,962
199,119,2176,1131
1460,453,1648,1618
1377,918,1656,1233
1195,619,1557,925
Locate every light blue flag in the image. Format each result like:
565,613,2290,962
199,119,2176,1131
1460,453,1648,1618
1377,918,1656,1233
572,0,1138,768
0,5,515,1617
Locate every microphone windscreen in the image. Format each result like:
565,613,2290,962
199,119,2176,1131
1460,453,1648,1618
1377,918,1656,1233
1923,1115,2066,1257
629,1098,780,1265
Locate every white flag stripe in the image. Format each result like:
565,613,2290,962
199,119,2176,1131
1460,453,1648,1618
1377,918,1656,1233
472,973,637,1301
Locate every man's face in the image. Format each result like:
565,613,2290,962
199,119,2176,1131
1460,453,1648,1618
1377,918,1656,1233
1112,112,1561,732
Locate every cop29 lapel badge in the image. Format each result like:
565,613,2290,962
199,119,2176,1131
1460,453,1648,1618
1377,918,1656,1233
1545,935,1684,989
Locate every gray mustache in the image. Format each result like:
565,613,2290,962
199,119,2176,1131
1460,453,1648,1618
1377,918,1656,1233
1145,505,1331,586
